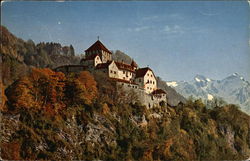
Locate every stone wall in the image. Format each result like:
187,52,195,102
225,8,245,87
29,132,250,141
54,65,87,74
117,82,167,109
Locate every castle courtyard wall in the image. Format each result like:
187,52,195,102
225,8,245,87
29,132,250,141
116,82,167,109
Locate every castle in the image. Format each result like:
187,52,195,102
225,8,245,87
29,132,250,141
55,40,167,108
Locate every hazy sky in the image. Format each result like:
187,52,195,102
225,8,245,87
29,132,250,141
2,1,249,81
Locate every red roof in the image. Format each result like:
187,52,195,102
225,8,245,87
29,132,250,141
85,40,112,54
110,78,138,85
135,67,153,78
95,61,112,69
115,61,135,72
152,89,166,95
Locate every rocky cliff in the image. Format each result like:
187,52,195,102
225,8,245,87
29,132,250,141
0,26,81,86
1,69,250,160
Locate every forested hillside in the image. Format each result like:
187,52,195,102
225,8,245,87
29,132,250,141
1,68,250,160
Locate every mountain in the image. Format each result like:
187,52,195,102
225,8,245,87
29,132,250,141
111,50,133,65
166,73,250,114
0,26,81,86
157,77,186,106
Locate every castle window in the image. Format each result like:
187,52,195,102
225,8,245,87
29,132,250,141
110,70,113,73
123,77,125,80
151,74,153,77
150,80,152,84
123,71,125,74
114,71,116,74
153,81,154,84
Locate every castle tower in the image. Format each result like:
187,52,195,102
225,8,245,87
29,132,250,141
131,59,138,70
85,40,112,63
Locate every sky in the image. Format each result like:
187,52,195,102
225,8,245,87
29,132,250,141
2,1,250,81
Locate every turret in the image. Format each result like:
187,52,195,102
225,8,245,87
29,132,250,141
131,59,138,70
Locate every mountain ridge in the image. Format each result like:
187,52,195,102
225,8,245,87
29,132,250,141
166,73,250,114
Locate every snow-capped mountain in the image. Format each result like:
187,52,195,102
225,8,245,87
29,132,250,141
166,73,250,114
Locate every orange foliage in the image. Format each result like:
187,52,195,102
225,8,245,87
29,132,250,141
142,149,153,161
163,138,174,158
73,71,98,105
8,76,36,109
7,68,66,114
0,80,7,111
161,131,197,161
6,68,98,113
102,103,110,114
1,141,21,160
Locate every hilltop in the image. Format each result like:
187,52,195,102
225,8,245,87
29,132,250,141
1,26,250,160
1,25,185,106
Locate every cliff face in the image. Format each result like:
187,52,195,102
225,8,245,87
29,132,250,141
1,99,250,160
1,69,250,160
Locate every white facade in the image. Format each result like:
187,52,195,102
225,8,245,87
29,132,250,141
101,50,112,63
117,69,135,81
94,55,102,66
96,61,136,82
135,70,157,94
108,61,119,78
82,40,161,95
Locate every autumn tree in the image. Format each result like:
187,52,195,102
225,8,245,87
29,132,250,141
65,71,98,105
6,68,66,113
93,71,117,105
1,141,21,160
6,76,36,109
0,78,8,111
